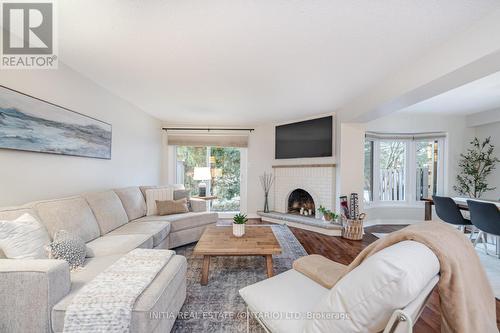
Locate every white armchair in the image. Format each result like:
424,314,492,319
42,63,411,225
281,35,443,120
239,241,439,333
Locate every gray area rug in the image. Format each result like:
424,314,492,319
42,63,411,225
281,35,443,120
172,225,307,332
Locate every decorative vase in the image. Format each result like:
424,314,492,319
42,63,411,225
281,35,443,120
263,193,270,213
233,223,245,237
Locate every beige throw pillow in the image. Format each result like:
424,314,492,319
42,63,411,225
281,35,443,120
156,198,189,216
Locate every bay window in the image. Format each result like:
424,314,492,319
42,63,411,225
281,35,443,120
364,132,445,205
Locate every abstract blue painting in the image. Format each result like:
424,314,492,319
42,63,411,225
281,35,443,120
0,85,111,159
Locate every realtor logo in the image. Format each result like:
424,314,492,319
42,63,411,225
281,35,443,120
1,0,57,69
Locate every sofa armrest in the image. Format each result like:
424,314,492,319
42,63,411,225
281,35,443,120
0,259,71,333
190,198,207,212
292,254,347,289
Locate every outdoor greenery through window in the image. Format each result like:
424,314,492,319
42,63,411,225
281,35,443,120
176,146,241,212
364,134,443,204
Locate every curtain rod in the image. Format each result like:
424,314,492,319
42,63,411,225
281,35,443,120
162,127,254,132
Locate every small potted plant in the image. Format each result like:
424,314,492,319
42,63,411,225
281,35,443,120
318,206,340,223
327,211,340,224
233,213,248,237
318,205,328,220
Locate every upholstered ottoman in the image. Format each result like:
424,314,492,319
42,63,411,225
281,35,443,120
50,254,187,333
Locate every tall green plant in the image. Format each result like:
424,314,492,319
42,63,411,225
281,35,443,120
454,137,499,198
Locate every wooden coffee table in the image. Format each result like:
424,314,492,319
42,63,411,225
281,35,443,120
193,225,282,285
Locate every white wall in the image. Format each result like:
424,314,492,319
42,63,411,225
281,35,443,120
0,64,162,206
246,124,276,216
473,121,500,199
339,123,365,211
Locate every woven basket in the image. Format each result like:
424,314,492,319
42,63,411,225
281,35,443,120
341,217,365,240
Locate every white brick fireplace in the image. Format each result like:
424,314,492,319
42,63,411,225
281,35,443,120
272,165,336,215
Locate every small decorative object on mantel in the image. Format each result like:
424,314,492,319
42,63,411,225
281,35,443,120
232,213,248,237
260,172,274,213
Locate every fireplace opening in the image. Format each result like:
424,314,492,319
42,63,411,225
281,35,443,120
287,189,315,216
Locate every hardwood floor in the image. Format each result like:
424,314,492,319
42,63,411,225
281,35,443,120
289,224,500,332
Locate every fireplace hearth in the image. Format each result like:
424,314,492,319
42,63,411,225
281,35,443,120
287,188,315,216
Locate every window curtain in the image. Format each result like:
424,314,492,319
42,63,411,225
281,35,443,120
166,130,249,147
365,131,446,141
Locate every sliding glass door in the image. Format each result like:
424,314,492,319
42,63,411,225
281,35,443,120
175,146,241,212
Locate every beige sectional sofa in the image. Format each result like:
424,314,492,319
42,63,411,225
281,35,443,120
0,185,218,333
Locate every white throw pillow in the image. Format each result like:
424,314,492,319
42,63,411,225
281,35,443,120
145,187,174,216
0,213,50,259
303,241,440,333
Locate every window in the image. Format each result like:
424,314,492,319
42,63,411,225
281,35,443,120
379,141,406,201
364,133,444,205
175,146,241,212
415,140,439,200
363,141,373,202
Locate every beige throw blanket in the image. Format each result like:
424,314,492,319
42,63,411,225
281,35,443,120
341,221,497,333
63,248,174,333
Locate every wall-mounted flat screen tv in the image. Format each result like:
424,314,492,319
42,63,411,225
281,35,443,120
275,116,333,159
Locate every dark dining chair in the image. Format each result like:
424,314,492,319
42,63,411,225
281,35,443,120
432,195,472,228
467,200,500,256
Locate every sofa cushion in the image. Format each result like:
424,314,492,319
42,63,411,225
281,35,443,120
83,191,129,235
145,188,174,216
0,206,38,220
173,189,191,201
114,187,147,221
239,269,328,333
134,212,218,232
304,240,440,333
51,254,187,333
85,234,153,257
107,221,171,247
33,197,101,243
139,184,185,200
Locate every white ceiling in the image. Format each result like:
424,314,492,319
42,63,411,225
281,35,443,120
398,70,500,116
58,0,500,125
